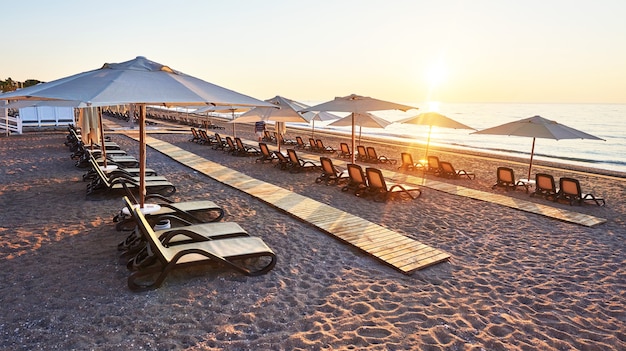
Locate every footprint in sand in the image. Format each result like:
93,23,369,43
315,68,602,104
356,326,392,339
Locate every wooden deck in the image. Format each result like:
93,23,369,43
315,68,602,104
123,133,451,274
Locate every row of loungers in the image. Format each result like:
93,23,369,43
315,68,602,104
493,167,605,206
64,127,276,291
254,146,421,202
65,126,177,196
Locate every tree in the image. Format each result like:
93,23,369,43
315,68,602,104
0,78,17,93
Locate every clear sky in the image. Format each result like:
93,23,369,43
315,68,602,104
2,0,625,104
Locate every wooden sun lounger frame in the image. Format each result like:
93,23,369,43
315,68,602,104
126,200,276,291
86,158,176,196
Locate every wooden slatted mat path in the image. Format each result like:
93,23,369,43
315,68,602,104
383,171,607,227
126,134,450,274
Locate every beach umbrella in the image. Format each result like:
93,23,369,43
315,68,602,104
233,95,309,152
397,111,475,162
194,105,252,137
302,111,340,137
472,115,605,181
328,112,391,145
301,94,417,163
0,56,274,207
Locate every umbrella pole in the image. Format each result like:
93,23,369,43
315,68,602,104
351,113,356,164
527,137,536,181
139,104,146,208
231,111,236,138
97,106,107,168
312,119,315,138
424,125,432,161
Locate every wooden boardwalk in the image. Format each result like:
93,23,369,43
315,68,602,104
126,134,451,274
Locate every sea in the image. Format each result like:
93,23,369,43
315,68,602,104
291,102,626,175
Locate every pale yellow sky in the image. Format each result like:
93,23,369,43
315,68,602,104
2,0,625,104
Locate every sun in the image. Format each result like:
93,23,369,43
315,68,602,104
425,61,448,88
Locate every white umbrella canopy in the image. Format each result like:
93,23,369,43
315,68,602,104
2,99,87,109
328,112,391,145
234,95,308,123
303,111,341,137
472,115,605,181
193,105,253,137
397,111,475,161
301,94,417,163
233,95,309,152
0,56,274,206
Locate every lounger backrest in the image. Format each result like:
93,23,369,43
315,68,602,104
497,167,514,183
274,151,288,163
259,143,270,157
401,152,413,167
559,177,581,197
235,137,245,149
440,161,454,174
428,156,441,170
365,167,387,190
124,196,170,263
320,157,335,175
287,149,299,164
215,134,223,143
536,173,556,191
226,137,235,149
357,145,367,157
340,143,350,154
89,158,112,188
296,136,305,147
309,138,316,149
347,163,366,185
366,147,377,159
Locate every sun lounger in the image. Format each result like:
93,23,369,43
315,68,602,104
256,142,278,163
126,202,276,291
439,161,475,180
341,163,369,196
315,157,349,185
295,136,309,150
212,133,228,151
86,158,176,196
557,177,605,206
315,139,336,153
365,167,421,202
356,145,368,162
339,142,353,159
82,154,157,182
491,167,529,192
117,195,240,261
366,146,397,165
530,173,558,201
275,132,297,146
398,152,424,172
287,149,321,173
189,127,202,143
234,137,261,156
113,183,225,231
426,156,442,175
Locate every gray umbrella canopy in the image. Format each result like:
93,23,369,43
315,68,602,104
193,105,254,136
234,95,308,123
302,94,417,163
0,56,274,206
233,95,309,151
328,112,391,145
472,115,604,180
397,111,475,161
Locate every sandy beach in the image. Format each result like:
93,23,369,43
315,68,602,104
0,118,624,350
